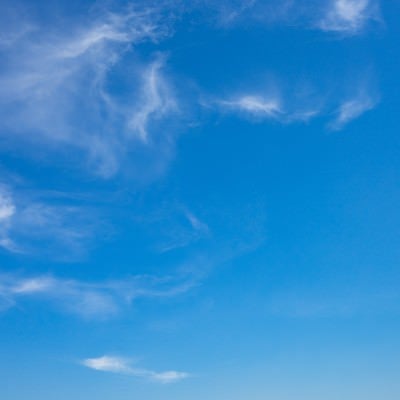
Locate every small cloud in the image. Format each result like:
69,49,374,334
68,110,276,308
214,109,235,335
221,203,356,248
82,355,132,374
149,370,190,384
215,92,321,125
184,209,209,235
219,95,283,120
11,277,54,294
81,355,189,383
329,91,378,130
319,0,380,34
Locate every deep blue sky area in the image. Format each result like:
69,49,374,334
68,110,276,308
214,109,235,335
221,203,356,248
1,1,400,399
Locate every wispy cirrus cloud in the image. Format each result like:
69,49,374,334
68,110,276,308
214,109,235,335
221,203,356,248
0,271,196,318
0,184,99,257
0,0,382,182
329,91,379,130
128,57,178,142
213,72,378,129
133,202,210,253
214,93,320,125
81,355,189,383
0,2,179,178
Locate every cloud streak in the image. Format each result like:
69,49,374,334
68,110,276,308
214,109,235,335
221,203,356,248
134,203,210,253
128,57,178,142
219,95,283,120
0,272,196,318
215,93,320,125
81,355,189,383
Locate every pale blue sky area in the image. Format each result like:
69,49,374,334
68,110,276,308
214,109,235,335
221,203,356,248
1,1,400,399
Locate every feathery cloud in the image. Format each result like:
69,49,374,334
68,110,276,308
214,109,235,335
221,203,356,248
81,355,189,383
329,90,379,130
128,57,178,142
0,3,178,178
0,271,196,318
215,92,320,125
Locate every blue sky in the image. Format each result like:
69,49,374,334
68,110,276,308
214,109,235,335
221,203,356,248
1,0,400,398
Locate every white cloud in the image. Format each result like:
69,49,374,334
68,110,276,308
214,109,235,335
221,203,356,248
216,92,321,125
11,277,54,294
150,370,190,384
82,355,132,374
218,87,378,130
0,271,196,318
330,91,378,130
129,58,178,142
0,4,178,178
319,0,379,34
81,355,189,383
220,95,283,120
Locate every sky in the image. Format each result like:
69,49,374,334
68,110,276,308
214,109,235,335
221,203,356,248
1,0,400,398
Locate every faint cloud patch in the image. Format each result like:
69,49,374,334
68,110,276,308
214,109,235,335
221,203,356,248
329,91,379,130
189,0,382,35
132,202,210,253
0,184,102,259
319,0,381,35
0,271,197,319
0,186,17,251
